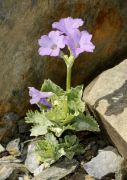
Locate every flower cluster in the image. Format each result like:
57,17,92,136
38,17,95,58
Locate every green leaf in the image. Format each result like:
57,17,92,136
35,133,65,166
72,113,100,132
35,134,85,166
66,85,85,115
59,135,85,159
25,110,53,136
41,79,64,96
49,124,75,137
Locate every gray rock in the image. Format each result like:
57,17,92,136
0,144,5,153
0,163,29,180
33,159,78,180
6,138,21,156
0,155,22,163
18,175,31,180
0,165,14,180
83,59,127,158
83,146,123,179
0,0,127,118
25,143,40,174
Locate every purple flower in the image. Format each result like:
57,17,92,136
29,87,53,108
65,30,95,58
38,31,65,57
52,17,84,35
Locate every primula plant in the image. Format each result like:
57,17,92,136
25,17,99,167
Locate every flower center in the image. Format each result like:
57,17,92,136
51,44,57,50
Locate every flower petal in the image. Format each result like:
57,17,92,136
52,17,84,35
80,31,92,43
38,35,53,47
81,44,95,52
38,47,52,56
52,19,66,33
65,17,84,30
30,97,40,104
29,87,40,97
80,31,95,52
65,29,95,57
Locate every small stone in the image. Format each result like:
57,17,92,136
83,146,123,179
33,164,44,176
25,143,40,173
0,165,14,180
32,159,78,180
24,175,31,180
0,144,5,153
18,175,31,180
85,175,95,180
0,155,22,163
18,177,23,180
6,138,21,156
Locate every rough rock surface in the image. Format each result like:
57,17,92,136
0,0,127,117
83,59,127,158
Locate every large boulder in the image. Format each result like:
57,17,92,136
83,59,127,158
0,0,127,116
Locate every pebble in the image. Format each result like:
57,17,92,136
6,138,21,156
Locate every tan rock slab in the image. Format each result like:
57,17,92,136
83,59,127,158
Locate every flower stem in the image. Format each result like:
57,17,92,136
66,65,71,91
61,52,75,91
